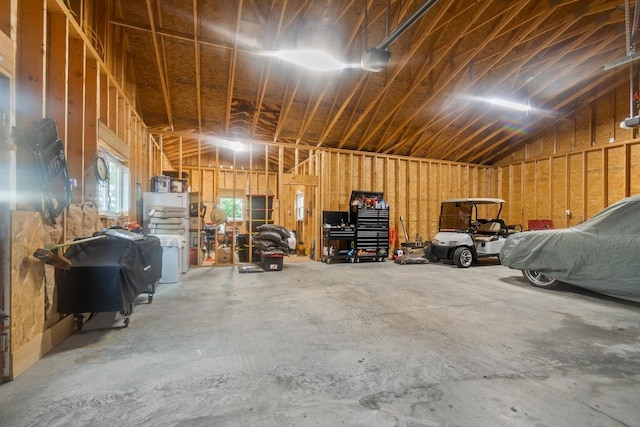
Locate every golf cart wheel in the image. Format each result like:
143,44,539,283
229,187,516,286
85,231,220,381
453,247,473,268
522,269,558,288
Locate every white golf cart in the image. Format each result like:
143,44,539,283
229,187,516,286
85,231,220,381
425,198,520,268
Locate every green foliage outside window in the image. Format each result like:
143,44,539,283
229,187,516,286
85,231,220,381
220,197,243,220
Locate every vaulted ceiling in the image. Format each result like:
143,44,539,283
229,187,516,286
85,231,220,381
111,0,632,168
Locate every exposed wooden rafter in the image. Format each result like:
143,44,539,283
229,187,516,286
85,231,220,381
114,0,629,168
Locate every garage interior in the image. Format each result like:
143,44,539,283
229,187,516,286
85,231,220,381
1,0,640,425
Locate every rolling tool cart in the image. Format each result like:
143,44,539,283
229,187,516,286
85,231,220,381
349,191,390,262
55,232,163,330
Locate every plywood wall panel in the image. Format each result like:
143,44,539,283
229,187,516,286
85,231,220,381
510,164,523,226
202,169,215,206
11,212,46,351
418,162,428,238
428,162,439,237
407,161,419,239
459,165,469,196
362,156,373,190
585,150,604,218
177,147,498,249
523,161,537,221
322,156,486,242
498,166,509,201
614,83,634,142
528,134,544,159
629,144,640,196
351,154,361,190
537,159,551,219
568,153,585,225
594,91,614,145
375,157,385,194
454,165,463,196
324,152,336,210
542,128,556,156
557,118,573,155
397,159,408,219
551,156,568,228
339,153,352,208
438,164,449,200
574,108,591,151
607,146,626,204
380,157,389,208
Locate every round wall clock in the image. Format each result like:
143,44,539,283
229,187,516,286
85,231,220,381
94,153,109,184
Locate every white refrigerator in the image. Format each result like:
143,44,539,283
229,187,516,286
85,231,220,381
143,192,189,273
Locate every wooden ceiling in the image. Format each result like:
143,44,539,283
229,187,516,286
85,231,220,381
111,0,631,168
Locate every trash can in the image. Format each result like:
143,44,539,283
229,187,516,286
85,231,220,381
237,233,249,262
156,235,181,283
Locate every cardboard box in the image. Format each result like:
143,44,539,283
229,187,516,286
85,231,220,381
153,175,170,192
189,217,201,230
216,245,232,264
170,178,188,193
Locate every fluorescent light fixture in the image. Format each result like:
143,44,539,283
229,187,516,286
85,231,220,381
209,137,247,152
272,49,345,71
488,98,530,112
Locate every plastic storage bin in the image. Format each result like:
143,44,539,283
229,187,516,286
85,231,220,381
157,235,181,283
261,253,283,271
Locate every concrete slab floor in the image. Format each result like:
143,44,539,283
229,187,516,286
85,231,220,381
1,259,639,426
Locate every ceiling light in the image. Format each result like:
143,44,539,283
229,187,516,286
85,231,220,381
208,137,247,152
273,49,345,72
488,98,530,112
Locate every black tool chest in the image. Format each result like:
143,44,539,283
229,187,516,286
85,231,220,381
321,191,389,264
351,203,389,262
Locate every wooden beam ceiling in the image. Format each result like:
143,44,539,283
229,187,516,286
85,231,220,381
112,0,630,169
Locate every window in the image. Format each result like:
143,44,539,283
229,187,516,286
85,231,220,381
296,191,304,221
97,151,130,215
220,196,243,221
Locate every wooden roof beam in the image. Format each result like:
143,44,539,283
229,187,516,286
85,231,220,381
225,0,244,134
340,0,459,149
463,60,619,164
145,0,173,129
193,0,203,132
376,1,525,155
404,1,593,157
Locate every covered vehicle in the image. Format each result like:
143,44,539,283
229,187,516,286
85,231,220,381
500,195,640,302
425,198,520,268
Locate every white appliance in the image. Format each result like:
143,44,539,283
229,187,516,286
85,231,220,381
143,192,189,274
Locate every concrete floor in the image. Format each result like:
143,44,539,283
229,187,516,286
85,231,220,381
1,257,640,426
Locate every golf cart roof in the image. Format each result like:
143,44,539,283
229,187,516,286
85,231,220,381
441,198,505,204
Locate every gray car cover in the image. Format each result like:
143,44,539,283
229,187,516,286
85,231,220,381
500,195,640,302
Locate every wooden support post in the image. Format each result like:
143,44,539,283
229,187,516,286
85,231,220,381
67,37,85,203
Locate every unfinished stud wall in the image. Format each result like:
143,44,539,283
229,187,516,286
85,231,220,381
319,150,498,247
495,73,640,229
162,141,499,261
7,0,153,380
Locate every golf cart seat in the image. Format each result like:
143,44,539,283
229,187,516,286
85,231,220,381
474,221,501,242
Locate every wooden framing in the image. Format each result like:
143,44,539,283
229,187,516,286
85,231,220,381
498,139,640,230
5,0,151,381
4,0,640,384
169,139,498,263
